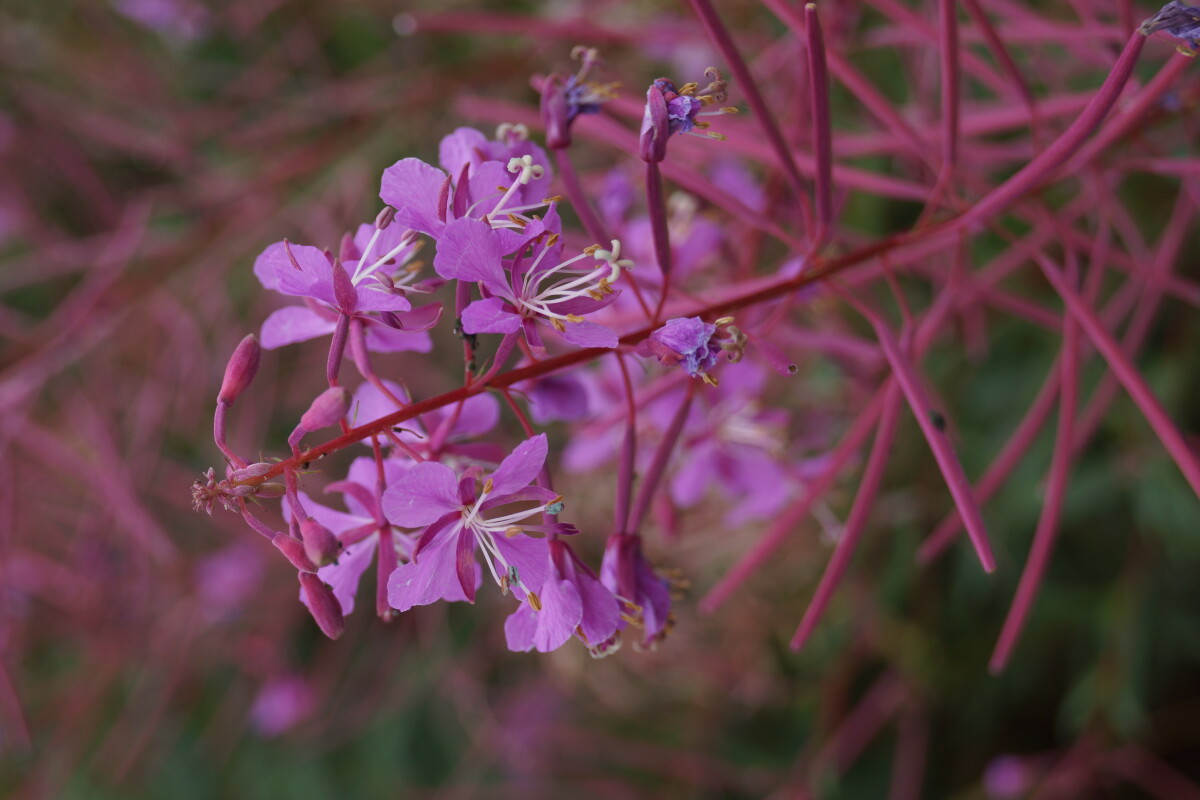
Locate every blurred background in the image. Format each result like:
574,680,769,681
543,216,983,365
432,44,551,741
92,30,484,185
2,0,1199,797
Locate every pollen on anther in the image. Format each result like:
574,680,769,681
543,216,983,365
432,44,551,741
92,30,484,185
527,592,543,612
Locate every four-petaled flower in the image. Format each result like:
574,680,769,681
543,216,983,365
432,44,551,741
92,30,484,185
383,434,559,611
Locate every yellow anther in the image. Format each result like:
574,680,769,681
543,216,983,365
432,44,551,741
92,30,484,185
505,526,523,538
566,314,584,324
483,478,494,495
551,318,566,332
527,592,543,612
706,131,728,141
720,107,739,114
678,82,699,95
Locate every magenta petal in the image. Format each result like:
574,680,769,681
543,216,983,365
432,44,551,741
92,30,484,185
353,285,412,312
489,434,548,496
518,575,583,653
387,528,478,611
383,462,462,527
351,380,407,430
364,326,432,353
315,533,377,616
379,158,447,237
557,319,618,349
283,492,365,534
260,306,337,349
573,569,621,646
438,127,489,176
432,217,510,295
449,393,500,439
390,303,443,332
503,602,539,652
461,298,522,335
491,533,550,594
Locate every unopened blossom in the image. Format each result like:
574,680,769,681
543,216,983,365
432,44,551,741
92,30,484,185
384,434,560,611
434,216,627,351
505,539,621,654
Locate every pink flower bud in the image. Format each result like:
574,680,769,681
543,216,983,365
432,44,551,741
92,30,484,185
218,334,261,405
299,518,341,567
299,572,345,640
299,387,351,432
375,206,396,230
228,462,273,484
272,533,317,572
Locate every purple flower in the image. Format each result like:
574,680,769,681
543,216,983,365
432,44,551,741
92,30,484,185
380,127,554,245
254,237,436,353
249,675,315,737
641,316,724,378
504,539,621,655
601,533,673,649
433,216,626,351
383,434,560,611
1141,2,1200,53
640,70,734,161
286,457,411,618
351,379,504,462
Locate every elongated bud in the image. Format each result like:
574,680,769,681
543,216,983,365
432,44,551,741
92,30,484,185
218,334,261,405
272,533,318,572
541,73,571,149
331,258,357,314
299,572,345,640
228,462,273,484
300,387,351,432
300,518,341,567
640,83,669,163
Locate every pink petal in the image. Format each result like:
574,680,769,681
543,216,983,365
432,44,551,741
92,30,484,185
461,297,522,335
557,319,618,349
260,306,337,349
383,462,462,527
379,158,447,237
315,533,377,616
387,528,478,611
489,434,548,497
432,217,511,295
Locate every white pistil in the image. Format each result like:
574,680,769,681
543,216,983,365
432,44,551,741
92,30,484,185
490,156,545,218
515,239,632,324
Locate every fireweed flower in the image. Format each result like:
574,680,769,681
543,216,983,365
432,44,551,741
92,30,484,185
254,235,437,352
383,434,565,612
433,215,628,351
639,316,746,384
352,379,505,463
380,126,556,249
505,539,621,655
541,46,617,149
667,361,798,524
601,533,673,649
641,68,734,162
1141,1,1200,54
286,457,412,617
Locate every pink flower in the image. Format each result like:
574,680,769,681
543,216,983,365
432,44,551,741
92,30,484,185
504,539,621,655
383,434,560,611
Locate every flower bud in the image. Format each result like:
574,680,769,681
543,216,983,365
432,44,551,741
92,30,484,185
228,462,273,484
218,334,261,405
541,73,572,149
299,572,345,640
300,518,341,567
299,387,351,433
272,533,317,572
